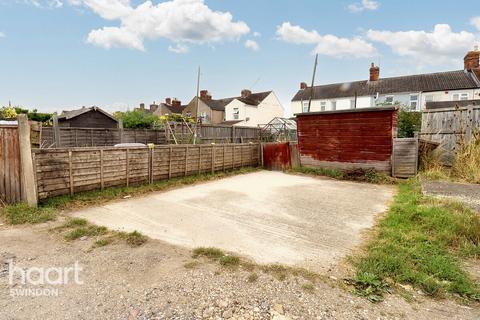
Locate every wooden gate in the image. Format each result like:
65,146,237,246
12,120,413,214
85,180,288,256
0,126,22,204
262,142,292,171
392,138,418,178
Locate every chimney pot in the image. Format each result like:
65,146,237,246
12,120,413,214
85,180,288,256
139,103,145,111
200,90,211,100
241,89,252,98
300,82,308,90
172,99,181,107
369,63,380,81
165,97,171,105
464,47,480,70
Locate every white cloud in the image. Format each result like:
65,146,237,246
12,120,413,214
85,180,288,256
347,0,379,13
244,39,259,51
367,24,479,66
72,0,250,51
471,17,480,31
0,32,5,38
253,31,261,37
276,22,376,58
168,43,189,54
23,0,63,8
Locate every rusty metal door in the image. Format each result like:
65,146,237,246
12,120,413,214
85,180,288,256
0,126,22,204
262,142,292,171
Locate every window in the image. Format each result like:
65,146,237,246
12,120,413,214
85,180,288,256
320,101,326,111
233,108,239,120
350,99,356,109
409,94,419,110
384,96,394,105
331,101,337,111
453,93,469,101
302,101,309,112
200,111,207,120
425,95,434,103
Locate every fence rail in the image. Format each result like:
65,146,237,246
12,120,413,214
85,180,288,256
41,124,261,148
33,143,260,199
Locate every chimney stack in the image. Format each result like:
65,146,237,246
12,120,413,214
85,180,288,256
139,103,145,111
200,90,211,100
172,98,181,107
464,46,480,70
241,89,252,98
369,63,380,81
300,82,307,90
165,97,172,105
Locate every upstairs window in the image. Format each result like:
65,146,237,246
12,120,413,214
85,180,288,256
302,101,309,113
320,101,326,111
409,94,419,110
331,101,337,111
233,108,239,119
425,95,434,103
453,93,469,101
384,96,394,105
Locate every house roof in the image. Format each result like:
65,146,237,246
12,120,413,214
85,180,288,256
58,106,117,122
291,70,480,101
295,106,398,116
161,103,187,114
202,91,272,111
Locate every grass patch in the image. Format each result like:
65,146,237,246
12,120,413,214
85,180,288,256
192,247,225,260
353,179,480,301
92,237,115,248
63,217,88,228
64,225,108,241
219,255,240,267
301,283,315,293
118,231,148,247
0,203,55,225
289,166,395,184
184,261,200,269
261,264,289,281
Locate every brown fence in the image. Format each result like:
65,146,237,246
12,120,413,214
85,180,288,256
0,126,22,204
392,138,419,178
420,105,479,163
33,143,260,199
41,124,261,148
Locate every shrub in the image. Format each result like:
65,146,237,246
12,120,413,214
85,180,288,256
397,109,421,138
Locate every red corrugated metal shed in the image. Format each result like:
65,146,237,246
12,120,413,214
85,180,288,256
296,107,397,173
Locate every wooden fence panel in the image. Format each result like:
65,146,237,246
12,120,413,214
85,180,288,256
0,126,22,204
33,143,260,199
420,105,479,163
392,138,418,178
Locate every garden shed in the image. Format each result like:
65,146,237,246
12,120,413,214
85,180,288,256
296,107,398,173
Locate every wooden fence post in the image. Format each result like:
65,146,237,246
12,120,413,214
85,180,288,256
17,114,38,206
125,148,129,187
68,150,74,195
231,127,236,143
198,145,202,174
168,146,173,179
118,119,124,144
100,150,104,190
211,145,215,173
53,115,61,148
184,146,189,176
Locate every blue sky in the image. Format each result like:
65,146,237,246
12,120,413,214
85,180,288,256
1,0,480,116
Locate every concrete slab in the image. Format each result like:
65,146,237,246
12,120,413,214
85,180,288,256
72,171,395,271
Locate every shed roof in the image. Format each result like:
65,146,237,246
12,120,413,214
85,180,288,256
292,70,480,101
58,106,117,122
295,106,398,117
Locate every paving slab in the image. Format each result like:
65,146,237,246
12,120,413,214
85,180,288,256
72,171,395,271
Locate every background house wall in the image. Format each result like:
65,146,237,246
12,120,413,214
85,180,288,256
224,92,284,127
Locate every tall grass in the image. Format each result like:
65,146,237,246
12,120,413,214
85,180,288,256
451,131,480,184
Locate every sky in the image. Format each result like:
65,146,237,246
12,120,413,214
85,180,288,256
1,0,480,116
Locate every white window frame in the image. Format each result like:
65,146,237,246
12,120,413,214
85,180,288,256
331,100,337,111
384,95,394,105
320,101,326,111
233,108,239,120
453,92,469,101
302,101,309,113
425,95,434,103
409,94,419,110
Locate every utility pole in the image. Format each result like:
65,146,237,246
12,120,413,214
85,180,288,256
193,66,201,145
307,54,318,112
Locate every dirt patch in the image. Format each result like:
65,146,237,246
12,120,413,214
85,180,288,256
1,223,479,320
71,171,395,272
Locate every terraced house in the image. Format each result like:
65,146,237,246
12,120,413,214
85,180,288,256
182,89,284,127
292,48,480,113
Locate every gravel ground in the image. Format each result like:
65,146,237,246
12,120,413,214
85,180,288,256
422,180,480,212
0,223,479,320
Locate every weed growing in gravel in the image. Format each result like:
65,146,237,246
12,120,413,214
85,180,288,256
64,225,108,241
92,237,114,248
219,255,240,267
289,166,395,184
302,283,315,293
261,264,288,281
192,247,225,260
353,179,480,301
118,231,148,247
184,261,200,269
247,273,258,283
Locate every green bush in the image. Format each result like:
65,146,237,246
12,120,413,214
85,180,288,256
397,109,421,138
114,110,159,128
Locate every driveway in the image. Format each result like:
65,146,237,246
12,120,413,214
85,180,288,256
72,171,395,271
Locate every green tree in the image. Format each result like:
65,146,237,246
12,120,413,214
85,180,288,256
0,107,17,119
116,110,159,128
397,109,421,138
